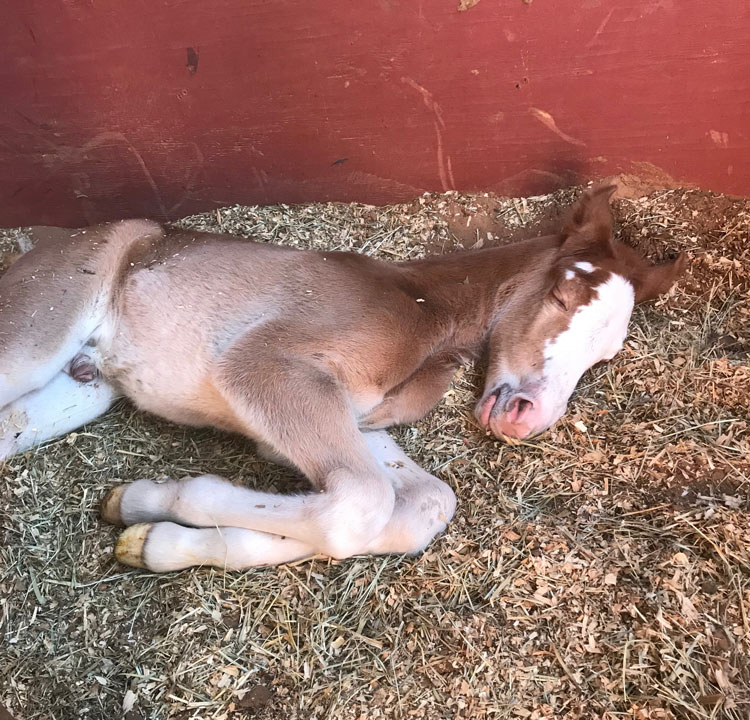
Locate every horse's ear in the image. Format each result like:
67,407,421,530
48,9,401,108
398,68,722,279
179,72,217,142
560,184,617,256
633,253,686,304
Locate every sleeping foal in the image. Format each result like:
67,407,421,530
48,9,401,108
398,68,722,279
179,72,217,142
0,186,683,571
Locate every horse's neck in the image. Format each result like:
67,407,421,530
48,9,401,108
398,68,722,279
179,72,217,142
401,235,560,352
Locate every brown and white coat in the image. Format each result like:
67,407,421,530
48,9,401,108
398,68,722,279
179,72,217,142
0,187,683,572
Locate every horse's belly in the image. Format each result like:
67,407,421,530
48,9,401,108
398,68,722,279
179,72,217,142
98,273,241,432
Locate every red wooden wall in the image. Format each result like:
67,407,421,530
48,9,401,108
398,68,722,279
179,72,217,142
1,0,749,227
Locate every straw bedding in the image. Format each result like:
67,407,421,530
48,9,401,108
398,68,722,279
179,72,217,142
0,183,748,720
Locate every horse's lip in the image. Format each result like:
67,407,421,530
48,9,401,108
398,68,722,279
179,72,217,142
478,383,511,428
478,393,499,428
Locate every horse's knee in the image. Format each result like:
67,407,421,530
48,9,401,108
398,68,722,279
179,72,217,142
369,480,456,556
316,473,396,559
403,490,456,554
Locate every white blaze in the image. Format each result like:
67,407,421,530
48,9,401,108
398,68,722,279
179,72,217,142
543,272,635,405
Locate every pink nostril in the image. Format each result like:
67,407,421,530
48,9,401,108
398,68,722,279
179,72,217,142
505,395,534,424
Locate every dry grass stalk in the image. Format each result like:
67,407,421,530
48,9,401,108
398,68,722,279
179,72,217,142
1,185,748,720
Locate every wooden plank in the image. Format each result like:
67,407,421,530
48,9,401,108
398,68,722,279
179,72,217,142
1,0,748,225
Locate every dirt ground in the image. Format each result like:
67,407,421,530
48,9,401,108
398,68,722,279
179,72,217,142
0,183,748,720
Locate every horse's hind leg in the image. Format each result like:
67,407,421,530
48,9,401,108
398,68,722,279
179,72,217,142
0,220,162,407
0,370,118,461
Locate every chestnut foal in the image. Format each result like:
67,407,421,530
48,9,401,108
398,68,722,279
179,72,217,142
0,187,683,572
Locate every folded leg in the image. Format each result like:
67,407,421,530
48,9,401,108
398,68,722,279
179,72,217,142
0,370,117,461
115,522,316,572
361,430,456,555
104,431,456,571
359,352,459,430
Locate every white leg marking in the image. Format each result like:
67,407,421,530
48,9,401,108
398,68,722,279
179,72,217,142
114,470,394,560
111,431,455,569
0,371,117,460
361,431,457,555
122,522,315,572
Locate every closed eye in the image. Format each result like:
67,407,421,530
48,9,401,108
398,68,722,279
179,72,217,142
550,291,568,312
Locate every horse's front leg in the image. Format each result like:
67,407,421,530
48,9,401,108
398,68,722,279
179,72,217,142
102,342,396,568
104,432,455,571
359,353,459,430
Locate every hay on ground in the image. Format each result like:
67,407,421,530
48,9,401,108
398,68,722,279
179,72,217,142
0,184,748,720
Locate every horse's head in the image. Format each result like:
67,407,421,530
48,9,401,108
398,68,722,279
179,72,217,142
476,185,685,440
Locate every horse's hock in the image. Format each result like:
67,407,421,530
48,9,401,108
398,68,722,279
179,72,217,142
1,2,749,720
